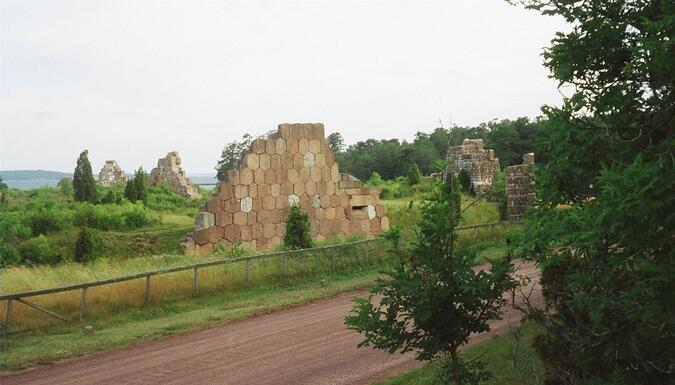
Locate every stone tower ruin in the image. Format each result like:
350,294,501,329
97,160,127,185
506,153,535,222
446,139,500,194
184,123,389,253
150,151,200,199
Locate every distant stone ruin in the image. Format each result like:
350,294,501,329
446,139,500,194
97,160,127,185
150,151,200,199
506,153,535,222
184,123,389,253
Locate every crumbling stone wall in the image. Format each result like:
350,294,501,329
506,153,535,222
446,139,500,194
150,151,200,199
97,160,127,185
184,123,389,253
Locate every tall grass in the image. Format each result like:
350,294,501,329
0,238,387,332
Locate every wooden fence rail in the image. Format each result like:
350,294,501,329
0,221,503,335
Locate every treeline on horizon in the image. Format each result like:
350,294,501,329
334,116,546,181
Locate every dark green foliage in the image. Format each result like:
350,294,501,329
28,211,68,235
512,1,675,384
57,177,73,196
345,171,516,384
457,169,472,195
484,170,507,221
406,163,422,185
73,150,98,203
215,134,252,181
73,203,153,231
101,190,117,204
326,132,345,154
124,178,137,202
133,167,149,204
0,176,7,205
283,203,313,250
74,227,95,263
338,119,544,181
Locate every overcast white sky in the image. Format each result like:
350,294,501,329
1,0,568,174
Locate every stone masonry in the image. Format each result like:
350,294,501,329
184,123,389,253
446,139,500,194
506,153,535,222
150,151,200,199
97,160,127,185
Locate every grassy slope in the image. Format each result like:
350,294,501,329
376,322,544,385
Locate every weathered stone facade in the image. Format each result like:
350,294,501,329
446,139,500,194
97,160,127,185
506,153,535,222
150,151,200,199
184,123,389,253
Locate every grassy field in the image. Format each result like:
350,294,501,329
1,268,382,371
377,322,544,385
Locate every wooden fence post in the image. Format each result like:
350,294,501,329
144,275,151,305
3,298,12,336
79,287,88,321
193,267,199,296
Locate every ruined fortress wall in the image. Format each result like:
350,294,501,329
185,123,389,253
150,151,200,199
506,153,535,222
446,139,500,194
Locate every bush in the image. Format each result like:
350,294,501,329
28,210,68,235
74,227,95,263
73,203,153,231
283,203,313,250
19,235,61,265
406,163,422,185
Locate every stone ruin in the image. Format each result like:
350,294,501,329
506,153,535,222
97,160,127,185
446,139,500,195
184,123,389,253
150,151,200,199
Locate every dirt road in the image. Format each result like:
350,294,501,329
2,261,540,385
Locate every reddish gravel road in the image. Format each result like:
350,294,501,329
2,261,540,385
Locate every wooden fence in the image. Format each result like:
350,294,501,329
0,222,502,335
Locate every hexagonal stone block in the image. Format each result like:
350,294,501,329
311,195,321,208
271,154,282,169
276,195,287,209
308,139,321,154
234,185,249,199
192,228,209,245
247,211,257,225
271,184,280,197
366,204,376,219
258,183,271,197
223,198,239,213
275,223,286,237
249,183,258,198
233,211,247,225
226,170,240,185
206,199,220,213
265,140,275,155
254,168,265,184
251,139,266,154
240,196,253,212
263,223,276,238
194,211,215,230
239,168,254,185
263,195,276,210
380,216,389,231
288,169,299,184
305,180,317,196
216,211,233,227
331,164,340,182
299,138,309,154
224,224,241,241
288,194,300,206
310,167,322,182
315,153,326,167
275,138,287,154
245,153,260,169
287,138,299,154
264,168,276,184
280,182,293,195
303,153,315,167
294,182,306,195
259,153,271,170
218,184,233,200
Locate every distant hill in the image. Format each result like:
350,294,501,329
0,170,72,180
